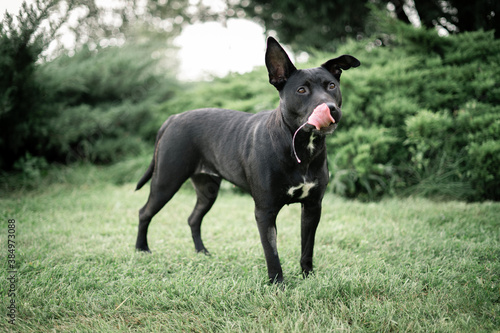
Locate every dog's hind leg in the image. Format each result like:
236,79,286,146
136,162,193,253
188,174,222,254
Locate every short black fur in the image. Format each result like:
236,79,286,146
135,37,360,283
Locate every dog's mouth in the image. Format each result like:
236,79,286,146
292,103,341,163
314,122,338,134
304,103,340,134
307,103,335,129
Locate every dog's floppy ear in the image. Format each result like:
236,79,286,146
265,37,297,90
322,55,360,80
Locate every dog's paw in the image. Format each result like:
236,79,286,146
196,248,211,256
302,269,315,279
135,247,151,253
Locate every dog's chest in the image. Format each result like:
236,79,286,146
307,134,317,154
287,177,317,200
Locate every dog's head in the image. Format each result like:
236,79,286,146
265,37,360,134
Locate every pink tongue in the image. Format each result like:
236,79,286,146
307,103,335,130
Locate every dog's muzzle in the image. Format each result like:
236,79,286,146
326,102,342,124
307,103,342,130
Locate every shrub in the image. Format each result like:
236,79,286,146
404,110,455,172
328,26,500,201
160,68,279,115
0,4,46,170
0,0,181,170
29,42,179,165
3,5,499,201
467,141,500,200
328,126,402,200
153,26,500,201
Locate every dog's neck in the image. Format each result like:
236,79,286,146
267,106,327,166
292,128,326,166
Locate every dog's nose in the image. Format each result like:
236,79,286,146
326,102,342,123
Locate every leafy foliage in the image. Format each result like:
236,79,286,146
157,25,500,201
235,0,499,50
34,42,179,164
161,68,279,114
0,1,181,170
0,1,53,169
328,127,401,200
2,2,498,201
329,26,500,201
0,0,121,169
235,0,374,50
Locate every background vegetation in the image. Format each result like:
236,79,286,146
233,0,500,50
1,0,499,202
158,24,500,202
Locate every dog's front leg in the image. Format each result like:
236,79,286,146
300,202,322,277
255,207,283,283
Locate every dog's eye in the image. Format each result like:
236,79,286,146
328,82,336,90
297,87,307,94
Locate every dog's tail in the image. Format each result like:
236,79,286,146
135,158,154,191
135,118,172,191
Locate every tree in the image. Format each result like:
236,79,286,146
229,0,499,50
232,0,374,50
413,0,499,36
0,0,92,169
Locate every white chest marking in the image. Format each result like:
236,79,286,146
287,179,317,199
307,134,316,154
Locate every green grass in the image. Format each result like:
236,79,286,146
1,164,499,332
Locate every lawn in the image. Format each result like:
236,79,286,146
1,165,499,332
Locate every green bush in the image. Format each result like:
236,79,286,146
328,127,401,200
3,5,498,201
30,43,179,165
150,25,499,201
160,68,279,114
328,26,500,201
467,141,500,200
13,152,49,182
404,110,455,172
0,4,46,170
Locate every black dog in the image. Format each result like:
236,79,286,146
135,37,359,283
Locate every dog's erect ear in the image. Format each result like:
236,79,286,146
322,55,360,80
265,37,297,90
